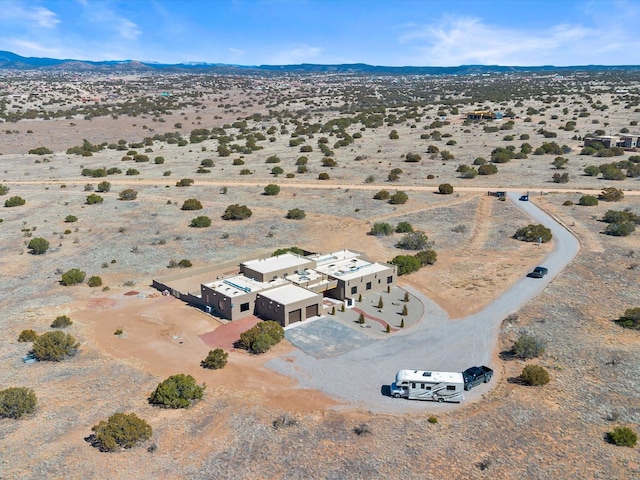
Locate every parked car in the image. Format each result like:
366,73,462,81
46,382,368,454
462,366,493,391
519,194,529,201
527,266,548,278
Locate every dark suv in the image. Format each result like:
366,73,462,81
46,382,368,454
528,266,548,278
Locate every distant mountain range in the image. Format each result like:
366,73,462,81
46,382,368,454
1,50,639,75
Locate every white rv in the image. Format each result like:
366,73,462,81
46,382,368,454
390,369,465,403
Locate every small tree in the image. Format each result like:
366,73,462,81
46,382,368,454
396,231,430,250
395,222,414,233
4,196,26,207
51,315,72,328
64,215,78,223
201,349,228,370
389,191,408,205
90,412,152,452
584,165,600,176
608,426,638,447
386,324,391,333
0,184,9,196
238,321,285,354
400,319,405,328
438,183,454,195
520,364,550,386
604,222,635,237
148,374,205,409
86,194,104,205
271,166,284,176
119,189,137,200
0,387,37,419
615,307,640,329
175,178,194,187
264,184,281,196
513,224,552,243
377,297,384,309
190,216,212,228
61,268,86,286
181,198,203,210
401,304,408,316
286,208,306,220
96,181,111,193
32,331,79,361
600,187,624,202
358,313,365,324
578,195,598,206
318,172,330,180
512,333,545,359
373,190,390,200
87,276,103,287
27,237,49,255
18,329,38,342
369,222,394,236
403,291,410,302
222,204,252,220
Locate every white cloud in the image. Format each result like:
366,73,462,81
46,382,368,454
398,16,640,66
0,3,60,28
267,44,323,65
78,2,141,41
117,18,141,40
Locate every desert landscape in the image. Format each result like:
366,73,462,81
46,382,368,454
1,67,639,479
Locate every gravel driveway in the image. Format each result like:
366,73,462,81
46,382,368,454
267,192,580,413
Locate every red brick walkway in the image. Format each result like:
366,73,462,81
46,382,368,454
351,307,400,332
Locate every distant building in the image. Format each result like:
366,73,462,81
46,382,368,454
154,249,397,327
466,110,503,120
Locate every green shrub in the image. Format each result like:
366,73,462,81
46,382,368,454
415,249,437,265
148,374,205,409
18,329,38,342
395,222,414,233
318,172,330,180
65,215,78,223
615,307,640,329
154,156,165,164
32,330,79,361
405,152,421,162
96,181,111,193
238,321,284,354
513,224,552,243
222,204,252,220
0,184,10,195
28,146,53,155
600,187,624,202
266,155,281,163
389,191,408,204
90,412,152,452
272,246,305,256
88,276,103,287
608,426,638,447
125,168,140,176
578,195,598,206
177,259,192,268
389,255,421,275
176,178,194,187
240,169,252,175
584,165,600,176
373,190,390,200
264,184,281,196
0,387,37,419
521,364,550,386
396,231,430,250
86,194,104,205
27,237,49,255
51,315,72,328
603,210,640,224
61,268,86,286
119,189,137,200
286,208,306,220
190,216,211,228
478,164,498,175
181,198,203,210
4,196,25,207
271,166,284,176
200,158,214,167
512,333,545,359
438,183,454,195
369,222,394,236
201,349,228,370
604,222,636,237
428,415,438,424
563,200,574,206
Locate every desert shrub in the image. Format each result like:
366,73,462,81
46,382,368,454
238,321,285,354
181,198,203,210
300,145,312,153
266,155,281,164
552,172,569,183
87,276,103,287
273,414,298,430
51,315,72,328
201,349,228,370
438,183,454,194
27,237,49,255
86,194,104,205
222,204,252,220
601,165,626,180
513,224,552,243
563,200,574,206
60,268,86,286
18,329,38,342
264,184,280,196
271,166,284,176
286,208,306,220
395,221,414,233
0,387,37,419
125,168,140,176
428,415,438,424
318,172,330,180
584,165,600,176
177,259,192,268
600,187,624,202
369,222,394,236
553,157,569,170
579,195,598,206
32,330,79,361
148,374,205,409
96,181,111,192
473,157,486,165
373,190,390,200
81,168,107,178
512,333,546,359
190,216,212,228
119,189,137,200
396,231,430,250
90,412,152,452
604,221,635,237
478,164,498,175
616,307,640,329
608,426,638,447
389,255,421,275
175,178,194,187
415,249,437,265
389,191,408,204
29,146,53,155
233,158,245,166
405,152,422,162
322,157,337,167
64,215,78,223
0,184,9,195
521,365,550,386
4,196,25,207
154,156,165,164
200,158,214,167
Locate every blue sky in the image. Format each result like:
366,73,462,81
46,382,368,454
1,0,639,66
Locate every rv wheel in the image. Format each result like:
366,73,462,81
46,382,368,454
393,393,400,398
437,397,444,403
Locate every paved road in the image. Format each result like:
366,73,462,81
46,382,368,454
266,192,580,413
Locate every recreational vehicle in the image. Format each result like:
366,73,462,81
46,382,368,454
390,369,465,403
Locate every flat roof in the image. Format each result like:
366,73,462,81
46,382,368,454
241,253,313,275
258,283,320,305
314,254,392,281
203,275,288,298
396,370,464,384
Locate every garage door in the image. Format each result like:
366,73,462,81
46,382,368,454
306,304,318,318
289,309,302,324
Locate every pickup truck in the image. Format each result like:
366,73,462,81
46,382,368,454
462,366,493,391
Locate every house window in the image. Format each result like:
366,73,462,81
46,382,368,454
240,302,250,312
366,282,372,290
387,276,393,284
218,301,223,309
351,286,357,295
411,383,416,389
447,385,456,391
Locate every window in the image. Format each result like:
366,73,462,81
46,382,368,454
240,302,250,312
351,286,357,295
366,282,372,290
387,276,393,284
411,383,416,388
446,385,456,391
218,301,223,309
